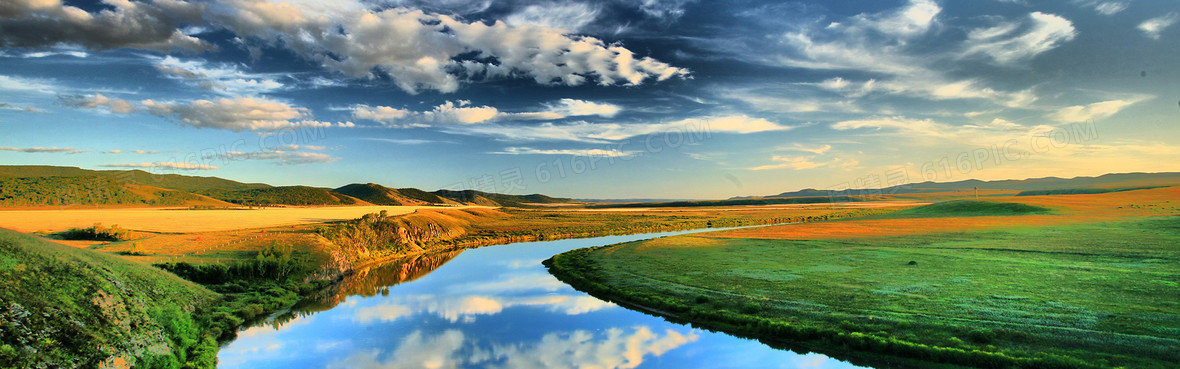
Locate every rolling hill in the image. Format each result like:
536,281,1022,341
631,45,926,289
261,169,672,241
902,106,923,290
199,186,367,206
432,189,573,207
0,175,234,208
0,165,269,193
739,172,1180,199
336,183,575,207
333,183,458,206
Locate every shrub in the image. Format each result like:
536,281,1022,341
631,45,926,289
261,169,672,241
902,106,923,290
968,328,996,344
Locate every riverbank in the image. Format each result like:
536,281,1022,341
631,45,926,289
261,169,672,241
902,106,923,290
545,189,1180,368
76,202,910,365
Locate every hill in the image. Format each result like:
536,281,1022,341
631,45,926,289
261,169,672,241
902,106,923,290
200,186,366,206
333,183,458,206
0,165,269,193
432,189,574,207
0,175,234,208
0,228,218,368
740,172,1180,199
883,200,1051,218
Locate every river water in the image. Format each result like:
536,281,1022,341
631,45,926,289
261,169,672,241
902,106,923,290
218,229,867,369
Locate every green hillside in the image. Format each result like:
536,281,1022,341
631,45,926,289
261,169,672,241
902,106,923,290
395,187,452,204
332,183,438,205
0,166,270,193
0,228,218,368
201,186,363,206
0,176,223,207
433,189,572,207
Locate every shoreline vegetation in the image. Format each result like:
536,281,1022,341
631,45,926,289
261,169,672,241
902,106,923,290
545,192,1180,368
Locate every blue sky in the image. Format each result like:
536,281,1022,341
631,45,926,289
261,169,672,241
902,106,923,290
1,0,1177,199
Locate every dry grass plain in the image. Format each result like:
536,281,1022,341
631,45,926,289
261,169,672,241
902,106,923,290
0,205,483,233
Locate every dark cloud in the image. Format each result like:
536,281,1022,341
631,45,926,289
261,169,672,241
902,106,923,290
0,0,211,51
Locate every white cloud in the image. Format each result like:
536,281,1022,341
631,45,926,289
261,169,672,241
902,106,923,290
778,143,832,155
1073,0,1129,15
627,0,698,20
452,115,790,143
359,137,450,145
0,146,82,154
210,2,688,93
749,155,829,171
1049,99,1141,123
543,99,622,118
493,147,639,157
351,99,622,127
351,105,411,122
221,150,339,165
99,162,219,170
809,78,1037,107
505,2,599,32
142,97,354,131
0,75,60,95
0,102,42,113
962,12,1076,65
718,86,862,114
847,0,940,38
758,2,1044,110
58,94,137,114
153,56,284,95
423,101,501,125
830,115,1064,154
102,149,163,154
1138,13,1179,40
0,0,211,51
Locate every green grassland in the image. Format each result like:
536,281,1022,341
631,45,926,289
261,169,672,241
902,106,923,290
1015,186,1167,196
0,228,219,368
877,200,1051,218
547,209,1180,368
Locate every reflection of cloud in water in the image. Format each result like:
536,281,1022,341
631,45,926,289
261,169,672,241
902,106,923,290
353,294,614,324
490,326,698,369
328,327,697,369
450,272,565,293
330,330,467,369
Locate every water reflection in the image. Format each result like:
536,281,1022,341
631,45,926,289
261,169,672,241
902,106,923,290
220,231,868,369
328,327,697,369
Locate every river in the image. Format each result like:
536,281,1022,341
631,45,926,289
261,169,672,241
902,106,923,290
218,229,868,369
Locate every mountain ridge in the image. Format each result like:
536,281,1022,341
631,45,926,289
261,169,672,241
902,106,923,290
734,172,1180,199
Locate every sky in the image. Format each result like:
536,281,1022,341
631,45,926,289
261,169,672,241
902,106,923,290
1,0,1177,199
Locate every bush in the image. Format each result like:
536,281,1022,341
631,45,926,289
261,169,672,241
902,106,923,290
57,223,129,241
968,328,996,344
740,302,761,314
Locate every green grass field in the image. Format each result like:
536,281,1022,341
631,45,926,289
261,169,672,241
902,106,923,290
547,201,1180,368
0,228,220,368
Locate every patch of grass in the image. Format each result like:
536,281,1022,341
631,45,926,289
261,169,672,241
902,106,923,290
548,215,1180,368
1016,186,1168,196
884,200,1051,218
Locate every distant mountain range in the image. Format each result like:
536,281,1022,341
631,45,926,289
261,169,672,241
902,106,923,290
4,166,1176,208
0,165,574,208
734,172,1180,199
